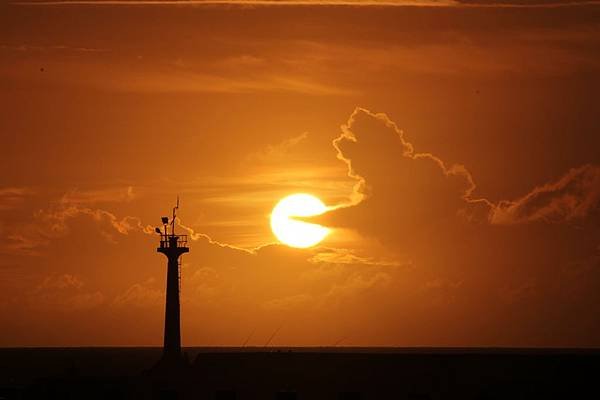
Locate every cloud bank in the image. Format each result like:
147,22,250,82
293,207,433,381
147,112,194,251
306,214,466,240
316,107,600,249
1,107,599,347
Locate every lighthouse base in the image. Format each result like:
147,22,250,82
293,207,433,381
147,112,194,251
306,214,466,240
146,351,189,377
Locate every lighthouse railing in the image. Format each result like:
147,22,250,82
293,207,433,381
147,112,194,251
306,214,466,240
158,234,188,249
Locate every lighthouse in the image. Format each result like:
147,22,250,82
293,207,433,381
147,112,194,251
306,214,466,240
155,197,189,367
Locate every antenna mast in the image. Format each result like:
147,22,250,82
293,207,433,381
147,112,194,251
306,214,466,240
171,195,179,237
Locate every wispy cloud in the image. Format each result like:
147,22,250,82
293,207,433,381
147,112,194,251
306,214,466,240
459,0,600,7
0,44,109,53
112,277,163,308
490,164,600,225
59,186,135,205
124,72,355,95
0,187,34,210
14,0,459,7
1,57,355,96
13,0,600,7
1,200,151,256
27,274,105,311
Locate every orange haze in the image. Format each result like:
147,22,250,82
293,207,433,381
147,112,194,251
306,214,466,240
1,0,599,347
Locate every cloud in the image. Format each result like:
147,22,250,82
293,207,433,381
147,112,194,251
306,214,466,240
112,277,163,307
3,57,354,96
322,270,391,307
309,247,402,267
245,132,309,163
1,103,597,346
37,204,149,236
119,70,354,96
0,191,151,256
312,108,600,251
490,164,600,224
37,273,84,290
177,219,254,252
310,107,490,247
36,187,149,240
187,267,224,302
0,44,109,53
171,230,400,314
289,37,600,79
458,0,600,7
27,274,105,311
0,187,34,210
14,0,460,7
262,293,313,311
59,186,136,205
2,234,49,256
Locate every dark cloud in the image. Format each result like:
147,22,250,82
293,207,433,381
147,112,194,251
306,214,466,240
313,107,489,248
316,108,600,250
297,107,600,346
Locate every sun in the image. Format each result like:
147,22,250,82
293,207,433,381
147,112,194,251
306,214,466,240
270,193,330,248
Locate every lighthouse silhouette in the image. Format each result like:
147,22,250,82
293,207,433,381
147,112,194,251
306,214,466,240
155,197,189,369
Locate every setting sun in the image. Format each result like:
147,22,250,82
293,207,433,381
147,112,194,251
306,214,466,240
270,193,330,248
2,2,599,394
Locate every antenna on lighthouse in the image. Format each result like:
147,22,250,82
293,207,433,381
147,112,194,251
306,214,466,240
171,195,179,237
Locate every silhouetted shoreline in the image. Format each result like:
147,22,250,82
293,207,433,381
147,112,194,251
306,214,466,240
1,347,599,399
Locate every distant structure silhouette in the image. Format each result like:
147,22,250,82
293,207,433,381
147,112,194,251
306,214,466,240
154,197,189,369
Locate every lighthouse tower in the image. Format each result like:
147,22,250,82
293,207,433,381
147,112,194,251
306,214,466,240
155,198,189,366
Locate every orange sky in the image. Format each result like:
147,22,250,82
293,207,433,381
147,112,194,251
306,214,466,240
1,0,599,347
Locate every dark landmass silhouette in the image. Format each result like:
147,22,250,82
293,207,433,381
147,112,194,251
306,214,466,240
0,346,598,399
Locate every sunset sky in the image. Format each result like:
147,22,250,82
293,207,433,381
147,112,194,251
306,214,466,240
1,0,599,347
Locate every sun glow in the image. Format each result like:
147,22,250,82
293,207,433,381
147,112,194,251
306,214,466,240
270,193,330,248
